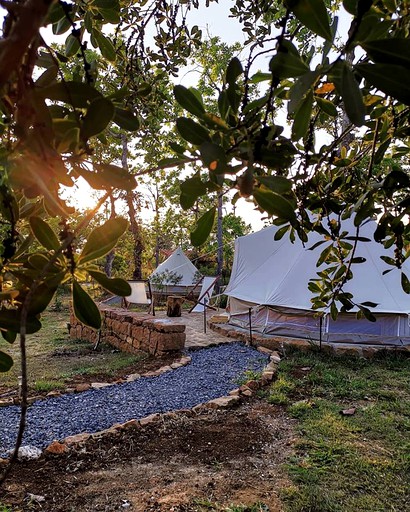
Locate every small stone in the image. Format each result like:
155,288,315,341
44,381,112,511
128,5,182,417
91,382,112,389
46,391,62,397
17,445,43,460
139,413,160,426
245,379,260,391
126,373,141,382
26,493,46,504
192,403,206,413
75,383,91,392
0,398,14,407
170,362,183,369
121,419,140,430
229,388,240,396
44,441,69,455
158,365,173,373
257,346,273,355
64,433,91,446
241,389,253,397
206,396,240,409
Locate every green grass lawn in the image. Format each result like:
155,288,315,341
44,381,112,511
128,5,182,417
268,349,410,512
0,300,147,394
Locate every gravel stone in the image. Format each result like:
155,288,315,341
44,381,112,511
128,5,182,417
0,343,267,456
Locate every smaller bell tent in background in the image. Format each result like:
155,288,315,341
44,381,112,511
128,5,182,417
149,247,202,297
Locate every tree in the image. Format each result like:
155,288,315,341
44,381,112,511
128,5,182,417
0,0,409,484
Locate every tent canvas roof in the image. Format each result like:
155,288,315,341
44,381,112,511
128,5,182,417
150,247,199,287
225,218,410,315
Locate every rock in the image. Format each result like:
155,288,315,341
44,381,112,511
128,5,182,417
257,347,273,355
46,391,62,398
121,419,140,430
75,383,91,392
91,382,112,389
44,441,69,455
229,388,240,396
245,379,260,391
139,413,161,426
206,396,240,409
17,445,43,460
170,362,184,369
241,389,253,397
64,433,91,446
26,493,46,504
126,373,141,382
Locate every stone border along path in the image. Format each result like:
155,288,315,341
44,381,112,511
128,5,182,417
42,345,280,458
0,312,281,462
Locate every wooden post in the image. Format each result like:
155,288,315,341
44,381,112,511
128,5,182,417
166,295,183,317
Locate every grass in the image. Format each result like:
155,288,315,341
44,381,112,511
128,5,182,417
0,296,148,393
269,349,410,511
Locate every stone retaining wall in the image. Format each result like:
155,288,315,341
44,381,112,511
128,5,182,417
69,306,185,356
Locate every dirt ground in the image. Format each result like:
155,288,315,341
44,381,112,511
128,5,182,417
0,399,295,511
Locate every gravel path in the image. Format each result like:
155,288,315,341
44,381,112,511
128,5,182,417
0,343,268,457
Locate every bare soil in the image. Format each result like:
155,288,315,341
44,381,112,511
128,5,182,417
0,399,296,511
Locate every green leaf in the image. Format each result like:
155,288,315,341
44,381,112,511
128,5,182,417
176,117,210,145
76,163,136,191
288,0,332,41
200,142,228,173
79,218,128,265
274,225,290,241
88,270,132,296
72,280,101,329
359,306,376,322
292,89,313,140
0,351,13,372
65,34,80,57
180,176,208,210
253,189,297,223
317,244,333,266
316,96,338,117
401,272,410,294
356,63,410,105
361,39,410,67
2,330,17,343
40,81,102,108
27,283,58,315
113,107,140,131
190,207,216,247
0,310,42,334
339,62,365,126
93,29,116,62
226,57,243,85
82,97,115,138
174,85,205,117
257,176,293,194
269,50,310,79
91,0,121,23
29,216,60,251
288,71,319,114
330,301,338,321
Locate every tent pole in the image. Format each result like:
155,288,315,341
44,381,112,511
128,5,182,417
248,307,253,345
319,315,323,351
203,297,207,333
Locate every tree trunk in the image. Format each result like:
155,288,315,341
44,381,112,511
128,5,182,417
166,295,183,317
104,195,116,278
216,191,223,294
122,134,144,279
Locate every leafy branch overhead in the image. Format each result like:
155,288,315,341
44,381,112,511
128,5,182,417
171,0,410,315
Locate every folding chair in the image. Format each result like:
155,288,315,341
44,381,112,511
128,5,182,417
122,280,155,315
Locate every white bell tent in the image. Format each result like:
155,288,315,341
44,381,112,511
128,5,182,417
225,218,410,346
150,247,201,295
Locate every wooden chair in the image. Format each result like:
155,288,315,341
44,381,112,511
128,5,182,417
188,276,219,313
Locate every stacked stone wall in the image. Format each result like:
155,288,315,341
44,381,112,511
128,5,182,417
69,306,185,356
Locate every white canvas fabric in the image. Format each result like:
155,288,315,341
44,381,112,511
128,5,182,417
225,218,410,346
191,276,217,312
150,247,199,287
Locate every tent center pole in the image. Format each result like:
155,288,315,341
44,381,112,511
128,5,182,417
248,308,253,345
